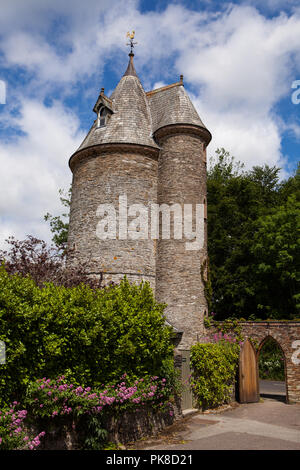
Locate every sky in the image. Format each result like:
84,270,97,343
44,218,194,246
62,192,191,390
0,0,299,248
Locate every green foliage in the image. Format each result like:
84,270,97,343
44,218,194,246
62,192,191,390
190,341,239,410
0,402,45,450
251,195,300,317
0,267,174,406
44,187,71,250
83,415,108,450
214,318,244,343
258,337,285,381
24,373,177,449
207,148,300,320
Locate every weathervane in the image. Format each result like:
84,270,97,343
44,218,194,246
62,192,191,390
126,30,137,54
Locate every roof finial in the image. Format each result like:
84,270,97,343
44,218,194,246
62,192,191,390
126,30,137,55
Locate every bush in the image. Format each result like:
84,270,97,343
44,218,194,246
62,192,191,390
0,402,45,450
24,373,177,449
0,266,174,406
25,374,174,419
258,337,285,381
190,341,239,410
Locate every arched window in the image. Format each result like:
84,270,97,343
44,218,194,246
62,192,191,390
203,197,207,220
97,106,108,128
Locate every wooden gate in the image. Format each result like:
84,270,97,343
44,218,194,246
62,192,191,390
181,350,193,410
239,339,259,403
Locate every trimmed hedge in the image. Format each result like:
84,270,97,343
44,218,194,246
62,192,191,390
190,341,239,410
0,266,174,406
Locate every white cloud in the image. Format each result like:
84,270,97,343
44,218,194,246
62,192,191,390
0,99,84,248
178,5,300,172
0,1,300,245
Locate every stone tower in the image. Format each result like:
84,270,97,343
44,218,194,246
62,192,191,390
67,51,211,350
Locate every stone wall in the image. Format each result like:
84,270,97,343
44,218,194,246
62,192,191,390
154,129,208,351
67,146,158,291
202,321,300,404
239,322,300,404
31,404,181,450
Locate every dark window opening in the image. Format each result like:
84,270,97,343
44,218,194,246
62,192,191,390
97,107,108,128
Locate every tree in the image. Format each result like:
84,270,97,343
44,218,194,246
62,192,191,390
0,236,99,289
44,187,71,250
207,148,299,320
251,195,300,318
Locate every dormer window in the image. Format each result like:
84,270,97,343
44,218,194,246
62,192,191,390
93,89,113,127
97,106,108,128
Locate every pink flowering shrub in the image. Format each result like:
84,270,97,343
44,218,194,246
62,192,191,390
24,373,178,449
0,269,174,407
25,374,174,421
201,330,243,345
0,402,45,450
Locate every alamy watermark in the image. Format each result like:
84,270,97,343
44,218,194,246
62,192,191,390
95,195,205,251
0,341,6,364
0,80,6,104
291,80,300,104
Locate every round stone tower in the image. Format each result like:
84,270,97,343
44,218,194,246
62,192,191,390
67,51,211,350
67,53,159,288
147,84,211,349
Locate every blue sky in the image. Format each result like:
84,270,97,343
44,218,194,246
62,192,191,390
0,0,299,247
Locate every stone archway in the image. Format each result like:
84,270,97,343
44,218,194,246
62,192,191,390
239,322,300,403
202,321,300,404
257,335,288,401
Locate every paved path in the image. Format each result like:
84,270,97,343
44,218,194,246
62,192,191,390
259,379,286,396
137,398,300,450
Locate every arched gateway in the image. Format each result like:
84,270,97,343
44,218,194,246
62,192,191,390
238,322,300,404
201,322,300,405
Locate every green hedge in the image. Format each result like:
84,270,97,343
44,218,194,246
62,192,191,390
190,341,239,410
0,266,174,406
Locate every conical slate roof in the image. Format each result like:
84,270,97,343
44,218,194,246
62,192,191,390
72,54,211,160
146,82,208,134
74,54,159,154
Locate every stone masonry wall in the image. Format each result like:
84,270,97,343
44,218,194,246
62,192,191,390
239,322,300,404
155,131,208,350
202,322,300,404
67,148,158,290
31,404,181,450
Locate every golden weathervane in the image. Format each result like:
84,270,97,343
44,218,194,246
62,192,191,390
126,30,137,53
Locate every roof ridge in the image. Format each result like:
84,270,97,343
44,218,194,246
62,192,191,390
146,81,183,97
